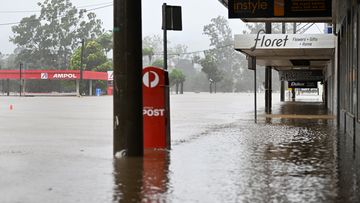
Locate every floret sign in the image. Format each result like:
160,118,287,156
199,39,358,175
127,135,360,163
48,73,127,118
228,0,332,22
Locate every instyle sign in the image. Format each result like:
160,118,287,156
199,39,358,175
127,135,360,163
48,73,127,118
228,0,332,22
235,34,335,50
143,66,168,149
288,81,318,88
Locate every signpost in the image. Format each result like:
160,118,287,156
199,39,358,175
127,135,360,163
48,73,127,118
228,0,332,22
162,4,182,149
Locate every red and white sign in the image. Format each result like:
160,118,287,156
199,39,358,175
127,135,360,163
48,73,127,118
52,73,77,79
41,73,48,79
107,71,113,81
143,66,167,149
143,70,160,88
0,70,108,81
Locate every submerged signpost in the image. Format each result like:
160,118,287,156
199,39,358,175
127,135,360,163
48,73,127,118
162,3,182,149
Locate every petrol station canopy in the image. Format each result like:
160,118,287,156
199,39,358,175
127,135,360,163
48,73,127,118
0,70,111,81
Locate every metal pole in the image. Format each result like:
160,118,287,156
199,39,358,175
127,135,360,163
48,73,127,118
265,22,272,114
19,63,23,97
113,0,143,156
162,3,171,149
6,79,9,96
280,22,285,102
80,39,85,96
254,65,257,123
23,64,26,95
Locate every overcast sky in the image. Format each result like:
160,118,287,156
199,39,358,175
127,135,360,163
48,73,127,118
0,0,246,55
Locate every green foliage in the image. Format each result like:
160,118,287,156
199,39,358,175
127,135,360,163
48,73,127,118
152,59,164,68
70,40,109,71
169,69,185,85
169,68,186,94
202,16,245,92
200,54,223,83
143,47,154,64
96,32,113,53
11,0,104,70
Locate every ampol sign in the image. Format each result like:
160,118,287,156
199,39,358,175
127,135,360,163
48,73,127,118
142,66,168,149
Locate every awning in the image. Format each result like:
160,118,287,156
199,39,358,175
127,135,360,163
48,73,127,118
234,33,335,71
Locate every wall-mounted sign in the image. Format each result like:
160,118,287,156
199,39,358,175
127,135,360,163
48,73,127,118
279,70,323,81
235,34,335,50
228,0,332,22
288,81,318,88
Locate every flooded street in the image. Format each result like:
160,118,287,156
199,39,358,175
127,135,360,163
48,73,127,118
0,93,359,202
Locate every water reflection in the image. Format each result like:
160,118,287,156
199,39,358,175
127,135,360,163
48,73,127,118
111,100,360,202
113,149,170,202
337,133,360,202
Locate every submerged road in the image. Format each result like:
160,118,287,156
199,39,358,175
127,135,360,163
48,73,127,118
0,93,359,202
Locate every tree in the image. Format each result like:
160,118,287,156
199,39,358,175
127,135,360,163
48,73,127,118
96,32,113,54
200,54,224,93
143,35,163,65
11,0,104,70
70,40,108,71
202,16,244,92
169,68,186,94
143,47,154,65
152,59,164,68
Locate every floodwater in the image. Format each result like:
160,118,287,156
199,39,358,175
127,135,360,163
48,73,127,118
0,93,359,202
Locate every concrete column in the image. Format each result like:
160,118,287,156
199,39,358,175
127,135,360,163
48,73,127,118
280,81,285,102
76,79,80,96
265,22,272,114
89,80,93,96
113,0,143,156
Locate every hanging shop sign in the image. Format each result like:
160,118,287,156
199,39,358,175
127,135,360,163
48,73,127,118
228,0,332,22
235,34,335,50
288,81,318,88
279,70,323,81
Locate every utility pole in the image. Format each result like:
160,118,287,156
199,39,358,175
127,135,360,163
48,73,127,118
80,39,85,96
19,63,23,97
113,0,143,156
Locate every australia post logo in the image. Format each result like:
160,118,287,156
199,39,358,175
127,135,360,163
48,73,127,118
143,70,160,88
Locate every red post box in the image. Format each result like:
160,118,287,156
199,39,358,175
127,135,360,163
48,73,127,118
143,66,168,148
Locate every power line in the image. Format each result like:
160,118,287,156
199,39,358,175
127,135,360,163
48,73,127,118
0,2,112,13
0,3,113,26
153,44,234,56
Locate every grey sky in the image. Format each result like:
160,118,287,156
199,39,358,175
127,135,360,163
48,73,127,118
0,0,245,55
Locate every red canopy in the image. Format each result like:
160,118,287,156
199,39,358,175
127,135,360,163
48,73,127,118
0,70,108,81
